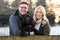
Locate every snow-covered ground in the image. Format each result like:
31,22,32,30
0,27,9,36
0,25,60,36
50,25,60,35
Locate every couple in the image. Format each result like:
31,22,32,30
9,2,50,36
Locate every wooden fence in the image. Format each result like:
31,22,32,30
0,36,60,40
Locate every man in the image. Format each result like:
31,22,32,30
9,2,34,36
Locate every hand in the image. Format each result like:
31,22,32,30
42,20,46,27
30,31,34,36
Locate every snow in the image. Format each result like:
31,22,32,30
0,25,60,36
50,25,60,35
0,27,9,36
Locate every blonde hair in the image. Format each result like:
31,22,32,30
33,5,48,22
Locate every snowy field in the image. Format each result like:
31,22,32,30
50,25,60,35
0,25,60,36
0,27,9,36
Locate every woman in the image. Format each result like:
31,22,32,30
33,5,50,35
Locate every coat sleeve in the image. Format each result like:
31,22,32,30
9,15,21,36
44,21,50,35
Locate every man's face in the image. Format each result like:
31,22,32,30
18,4,28,15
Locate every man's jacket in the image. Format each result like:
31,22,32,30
9,10,34,36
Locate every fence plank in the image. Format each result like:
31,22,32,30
0,36,52,40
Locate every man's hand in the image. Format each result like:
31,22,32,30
30,31,34,36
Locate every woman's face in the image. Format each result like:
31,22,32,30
35,9,43,20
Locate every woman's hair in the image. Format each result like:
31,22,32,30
33,5,48,22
